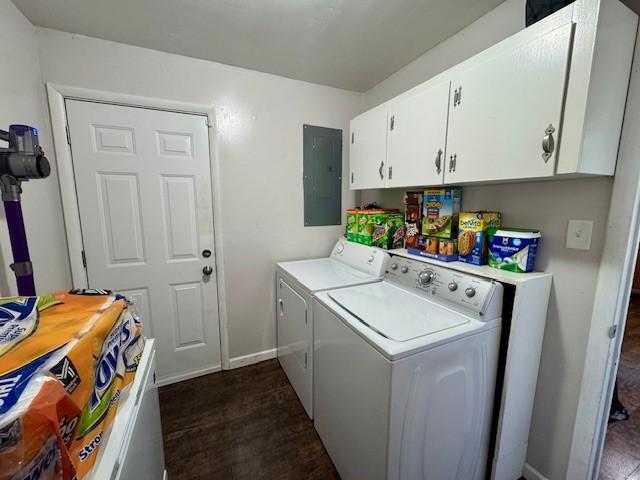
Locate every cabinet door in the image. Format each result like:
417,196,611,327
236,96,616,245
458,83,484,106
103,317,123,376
445,22,574,184
349,107,388,189
386,80,450,188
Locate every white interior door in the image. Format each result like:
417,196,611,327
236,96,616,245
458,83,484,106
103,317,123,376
349,106,388,189
386,80,450,187
66,99,221,384
445,22,574,184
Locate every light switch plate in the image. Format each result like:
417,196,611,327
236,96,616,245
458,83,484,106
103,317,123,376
566,219,594,250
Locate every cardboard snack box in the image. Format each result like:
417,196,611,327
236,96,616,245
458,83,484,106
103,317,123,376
457,211,502,265
421,188,462,239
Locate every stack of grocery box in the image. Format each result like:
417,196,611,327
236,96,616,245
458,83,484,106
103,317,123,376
345,208,405,249
407,188,461,262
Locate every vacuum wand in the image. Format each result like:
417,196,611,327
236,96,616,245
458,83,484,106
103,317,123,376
0,125,51,296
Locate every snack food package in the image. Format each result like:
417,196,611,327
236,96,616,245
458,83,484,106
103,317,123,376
439,238,458,256
405,222,420,249
458,211,502,265
0,291,145,480
421,188,462,239
403,191,423,205
346,209,360,242
372,214,405,250
404,204,422,223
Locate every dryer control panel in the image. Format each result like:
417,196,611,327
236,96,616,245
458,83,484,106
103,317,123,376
386,255,502,318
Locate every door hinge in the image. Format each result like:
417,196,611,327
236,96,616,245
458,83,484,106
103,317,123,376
608,325,618,339
390,115,395,131
205,118,212,129
65,125,71,145
81,250,87,269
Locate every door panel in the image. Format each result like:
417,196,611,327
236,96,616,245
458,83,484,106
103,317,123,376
67,100,221,383
349,107,388,189
386,80,450,187
445,22,574,184
276,276,312,417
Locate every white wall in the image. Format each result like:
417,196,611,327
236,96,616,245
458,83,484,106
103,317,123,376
0,1,70,295
35,28,363,361
365,0,525,109
359,1,614,478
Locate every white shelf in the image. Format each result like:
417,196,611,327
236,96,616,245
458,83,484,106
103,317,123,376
389,249,551,286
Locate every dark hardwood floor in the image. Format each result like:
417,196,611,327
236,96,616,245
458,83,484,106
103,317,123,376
159,359,340,480
600,295,640,480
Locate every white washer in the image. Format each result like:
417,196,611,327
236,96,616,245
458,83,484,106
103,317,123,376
276,239,390,418
313,254,503,480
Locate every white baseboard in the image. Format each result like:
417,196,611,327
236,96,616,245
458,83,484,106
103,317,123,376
523,463,549,480
229,347,277,369
156,364,222,387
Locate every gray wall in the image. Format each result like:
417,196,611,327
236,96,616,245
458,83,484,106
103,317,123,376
360,1,615,478
0,1,70,295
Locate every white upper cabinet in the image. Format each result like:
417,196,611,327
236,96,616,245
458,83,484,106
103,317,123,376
445,23,573,184
349,106,388,189
347,0,638,190
386,80,450,187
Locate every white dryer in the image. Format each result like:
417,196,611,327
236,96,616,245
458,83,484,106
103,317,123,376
276,239,389,418
313,254,503,480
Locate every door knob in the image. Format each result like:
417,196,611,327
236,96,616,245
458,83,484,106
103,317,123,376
202,265,213,276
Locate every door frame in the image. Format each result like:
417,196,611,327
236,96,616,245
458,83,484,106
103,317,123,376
45,83,231,371
565,29,640,480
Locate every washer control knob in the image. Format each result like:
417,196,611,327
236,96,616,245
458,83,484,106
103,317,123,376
390,263,398,270
448,282,458,292
418,269,435,286
465,287,476,298
335,242,345,254
400,266,409,274
368,254,375,263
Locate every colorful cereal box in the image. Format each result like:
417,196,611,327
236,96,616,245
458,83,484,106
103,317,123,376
404,191,423,205
421,188,462,239
457,211,502,265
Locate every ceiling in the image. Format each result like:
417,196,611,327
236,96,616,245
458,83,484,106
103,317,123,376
12,0,507,92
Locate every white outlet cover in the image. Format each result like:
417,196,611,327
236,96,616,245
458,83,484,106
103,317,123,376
566,219,594,250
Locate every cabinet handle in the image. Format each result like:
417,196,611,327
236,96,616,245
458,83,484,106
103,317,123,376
435,149,443,174
390,115,395,131
388,166,393,180
351,172,354,183
378,161,385,180
351,132,354,144
449,154,457,173
542,124,556,163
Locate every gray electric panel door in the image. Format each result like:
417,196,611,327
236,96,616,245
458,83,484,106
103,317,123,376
303,125,342,226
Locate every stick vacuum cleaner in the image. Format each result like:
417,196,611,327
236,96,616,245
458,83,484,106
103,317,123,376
0,125,50,296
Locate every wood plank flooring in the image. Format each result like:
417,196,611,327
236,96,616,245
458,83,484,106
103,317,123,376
159,359,340,480
599,295,640,480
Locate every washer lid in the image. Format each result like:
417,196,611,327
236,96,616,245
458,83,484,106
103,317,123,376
328,282,469,342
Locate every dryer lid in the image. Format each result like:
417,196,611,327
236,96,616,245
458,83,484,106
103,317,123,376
328,282,469,342
279,258,377,292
